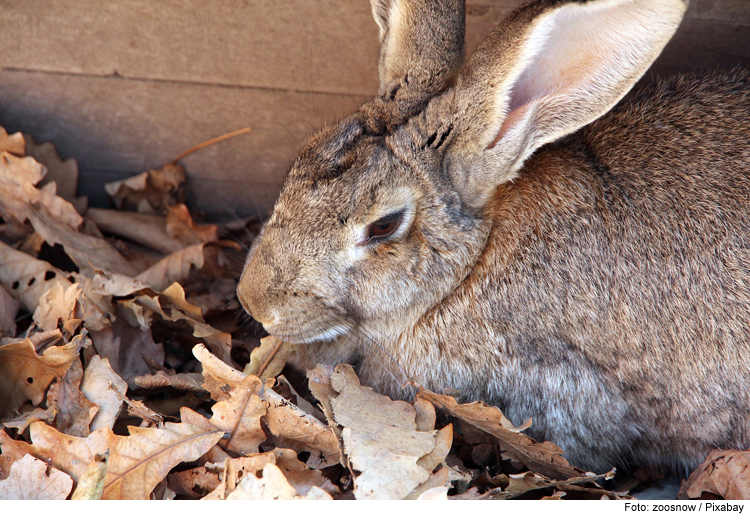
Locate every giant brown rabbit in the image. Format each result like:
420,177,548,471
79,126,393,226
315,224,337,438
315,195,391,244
237,0,750,473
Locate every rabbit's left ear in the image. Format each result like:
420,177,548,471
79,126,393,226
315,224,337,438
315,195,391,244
371,0,465,102
431,0,687,210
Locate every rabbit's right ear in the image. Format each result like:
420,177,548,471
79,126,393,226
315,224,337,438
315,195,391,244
371,0,465,103
432,0,687,210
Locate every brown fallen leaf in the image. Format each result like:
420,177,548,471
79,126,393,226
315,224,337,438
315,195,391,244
193,343,246,402
0,239,73,314
416,389,584,480
166,204,218,246
0,151,82,229
227,463,333,500
105,164,185,213
80,355,128,431
27,203,138,277
0,454,73,500
70,451,109,500
135,243,207,291
0,127,25,156
0,284,19,337
244,335,295,379
328,365,438,499
133,371,206,393
86,208,184,255
0,430,33,479
26,420,223,499
32,281,82,335
679,449,750,500
46,357,99,437
0,336,80,419
167,466,221,499
2,405,58,434
180,375,268,458
23,133,83,211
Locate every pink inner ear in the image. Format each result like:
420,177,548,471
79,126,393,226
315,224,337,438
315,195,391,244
486,101,532,149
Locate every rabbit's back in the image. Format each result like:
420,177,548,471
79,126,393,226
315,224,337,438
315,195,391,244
357,71,750,471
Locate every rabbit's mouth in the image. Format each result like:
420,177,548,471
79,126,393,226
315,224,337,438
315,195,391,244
263,318,350,345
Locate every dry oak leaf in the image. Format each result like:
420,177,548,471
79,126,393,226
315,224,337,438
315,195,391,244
70,451,109,500
227,463,333,500
0,429,33,479
193,343,246,402
0,284,19,337
134,371,206,393
329,364,439,500
105,163,185,213
27,202,138,277
0,151,82,229
0,336,80,419
167,466,221,499
0,127,25,156
180,375,268,458
245,335,295,379
32,281,82,335
0,453,73,500
166,203,218,246
679,449,750,500
23,132,84,211
0,239,72,314
87,208,184,255
416,389,584,480
25,420,223,499
81,355,128,431
2,406,58,434
46,357,99,437
135,243,207,291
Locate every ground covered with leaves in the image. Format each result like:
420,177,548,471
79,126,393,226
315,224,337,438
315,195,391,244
0,127,748,500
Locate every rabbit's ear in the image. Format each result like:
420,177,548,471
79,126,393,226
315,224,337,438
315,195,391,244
438,0,687,210
370,0,465,101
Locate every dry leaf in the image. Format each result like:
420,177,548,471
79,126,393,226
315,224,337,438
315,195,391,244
23,133,82,210
0,454,73,500
0,152,81,229
0,429,34,479
135,243,207,291
0,284,19,337
2,406,58,434
87,208,184,254
416,389,583,480
46,357,99,437
0,239,73,313
0,127,25,156
26,420,223,499
679,449,750,500
32,281,82,335
134,371,206,393
244,335,294,379
167,466,221,499
180,375,268,458
0,337,79,419
193,343,246,402
227,463,333,500
70,451,109,500
81,355,128,431
166,204,218,245
329,365,438,499
27,203,137,277
105,164,185,213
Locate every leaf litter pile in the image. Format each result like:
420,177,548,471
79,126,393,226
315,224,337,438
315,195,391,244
0,126,748,501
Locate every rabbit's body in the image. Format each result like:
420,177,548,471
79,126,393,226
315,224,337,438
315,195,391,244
352,72,750,471
239,0,750,472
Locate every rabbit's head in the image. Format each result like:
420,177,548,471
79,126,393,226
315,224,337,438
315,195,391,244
238,0,687,347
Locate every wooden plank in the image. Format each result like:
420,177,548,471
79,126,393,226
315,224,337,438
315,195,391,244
0,0,381,96
0,70,367,216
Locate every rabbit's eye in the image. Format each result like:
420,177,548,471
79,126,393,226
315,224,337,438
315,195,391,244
365,211,403,243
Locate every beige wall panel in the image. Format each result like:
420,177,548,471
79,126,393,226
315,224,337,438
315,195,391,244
0,70,367,216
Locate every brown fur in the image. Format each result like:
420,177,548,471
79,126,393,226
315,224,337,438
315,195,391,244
238,0,750,472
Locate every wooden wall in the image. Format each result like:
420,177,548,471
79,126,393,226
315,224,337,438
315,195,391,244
1,0,748,219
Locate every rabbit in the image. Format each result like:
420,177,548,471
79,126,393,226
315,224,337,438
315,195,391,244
237,0,750,474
